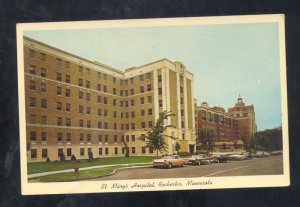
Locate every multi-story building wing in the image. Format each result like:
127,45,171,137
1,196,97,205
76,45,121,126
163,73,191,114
23,36,195,162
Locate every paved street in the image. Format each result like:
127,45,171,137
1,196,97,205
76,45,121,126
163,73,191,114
88,155,283,181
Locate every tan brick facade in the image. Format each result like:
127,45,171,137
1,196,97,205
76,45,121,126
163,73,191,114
23,36,195,162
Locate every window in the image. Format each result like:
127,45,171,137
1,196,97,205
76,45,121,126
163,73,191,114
87,120,91,128
140,86,144,93
67,148,72,156
79,105,83,114
41,99,47,109
131,135,135,142
125,101,128,107
113,111,117,118
41,132,47,142
103,85,107,92
78,78,83,86
139,75,144,81
148,108,152,115
148,121,153,128
104,122,108,129
130,88,134,95
125,112,129,119
140,97,144,104
125,90,128,96
58,148,64,158
181,109,184,116
126,135,129,142
104,97,107,104
149,146,154,153
86,107,91,114
86,80,90,88
131,111,135,118
98,134,102,143
104,110,108,116
86,68,90,75
126,124,129,130
114,135,118,143
98,121,102,129
29,65,36,74
105,135,108,143
131,123,135,130
181,121,185,128
180,86,184,93
66,88,70,97
97,84,101,91
130,77,134,84
42,149,48,158
78,66,83,73
80,148,85,156
30,131,36,141
120,80,123,85
105,148,109,155
141,122,146,128
148,96,152,103
56,58,62,66
29,49,35,58
30,97,36,107
97,95,102,103
56,72,62,81
121,113,123,119
141,110,145,116
114,123,117,130
79,119,84,127
158,100,162,107
113,99,116,106
158,88,162,95
40,83,46,92
87,134,91,143
180,97,184,104
57,86,62,95
29,80,35,90
113,88,116,95
131,99,134,106
97,72,101,79
115,147,118,155
132,147,136,154
57,102,62,110
125,79,128,85
158,75,162,82
142,147,146,154
66,133,71,142
120,101,123,107
66,103,71,112
147,84,152,91
41,116,47,125
146,72,151,79
57,117,62,126
65,61,70,69
29,114,36,124
41,68,46,77
40,53,46,61
79,134,84,142
31,149,37,159
99,148,103,155
86,93,90,101
98,108,101,116
66,118,71,126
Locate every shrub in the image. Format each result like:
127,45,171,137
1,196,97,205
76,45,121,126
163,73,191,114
71,154,76,161
88,151,94,161
59,152,66,161
46,156,51,162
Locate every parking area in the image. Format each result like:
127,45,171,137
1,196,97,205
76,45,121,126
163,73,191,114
88,155,283,180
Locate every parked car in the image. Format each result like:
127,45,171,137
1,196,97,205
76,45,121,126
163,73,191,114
227,154,248,161
271,150,282,156
242,152,252,159
255,151,270,158
188,154,211,165
210,154,228,163
152,155,187,169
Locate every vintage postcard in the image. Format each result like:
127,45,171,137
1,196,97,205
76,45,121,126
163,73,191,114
17,14,289,195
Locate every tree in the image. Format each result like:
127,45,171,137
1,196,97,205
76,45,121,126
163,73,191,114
123,141,130,157
88,151,94,161
59,152,66,161
253,126,282,151
198,129,215,153
141,110,176,157
175,142,181,153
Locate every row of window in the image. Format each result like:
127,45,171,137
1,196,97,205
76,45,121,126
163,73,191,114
30,131,144,143
201,111,238,126
30,145,154,159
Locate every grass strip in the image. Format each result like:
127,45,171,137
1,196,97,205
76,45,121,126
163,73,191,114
28,156,156,174
28,164,151,182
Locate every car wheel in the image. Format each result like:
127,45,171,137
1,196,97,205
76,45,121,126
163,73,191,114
167,163,172,169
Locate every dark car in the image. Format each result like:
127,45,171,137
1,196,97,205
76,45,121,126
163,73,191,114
210,154,228,163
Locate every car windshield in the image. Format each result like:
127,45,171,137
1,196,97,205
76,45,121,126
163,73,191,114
162,156,175,159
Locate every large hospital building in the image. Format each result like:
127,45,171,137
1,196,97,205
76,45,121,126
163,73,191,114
23,36,196,162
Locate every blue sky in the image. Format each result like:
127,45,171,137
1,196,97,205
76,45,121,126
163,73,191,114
24,22,282,131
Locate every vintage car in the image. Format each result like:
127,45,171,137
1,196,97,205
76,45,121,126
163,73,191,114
227,154,248,161
271,150,282,156
188,154,211,165
255,151,270,158
210,154,228,163
152,155,187,169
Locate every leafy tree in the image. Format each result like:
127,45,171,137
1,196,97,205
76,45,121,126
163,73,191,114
88,151,94,161
123,141,130,157
141,110,176,157
198,129,215,153
175,142,181,153
253,126,282,151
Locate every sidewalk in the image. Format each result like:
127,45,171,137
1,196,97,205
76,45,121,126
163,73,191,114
28,162,152,179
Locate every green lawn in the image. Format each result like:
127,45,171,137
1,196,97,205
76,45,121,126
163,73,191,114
28,156,157,174
29,164,151,182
